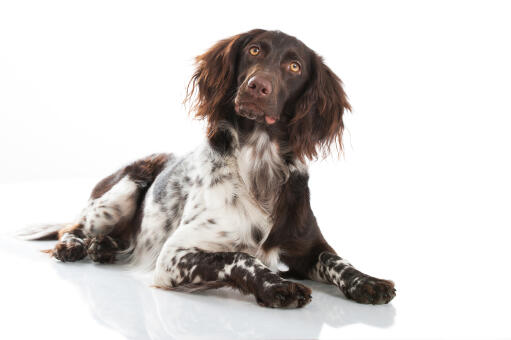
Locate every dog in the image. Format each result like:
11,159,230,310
22,29,396,308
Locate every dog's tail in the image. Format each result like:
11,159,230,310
16,223,69,241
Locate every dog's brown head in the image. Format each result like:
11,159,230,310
187,29,351,160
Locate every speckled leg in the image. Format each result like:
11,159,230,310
311,252,396,304
154,247,312,308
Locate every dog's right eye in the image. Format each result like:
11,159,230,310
249,46,260,56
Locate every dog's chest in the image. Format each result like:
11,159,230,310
138,132,287,270
198,149,273,242
181,134,284,267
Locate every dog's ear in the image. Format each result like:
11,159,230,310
186,29,264,137
289,53,351,160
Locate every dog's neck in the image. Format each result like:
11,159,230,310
208,115,305,213
236,127,289,213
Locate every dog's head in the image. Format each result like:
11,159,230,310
187,29,351,160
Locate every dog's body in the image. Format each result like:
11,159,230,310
23,29,395,308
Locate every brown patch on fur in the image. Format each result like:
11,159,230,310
289,53,351,161
57,223,82,240
264,171,335,279
90,153,171,245
91,153,171,199
185,29,265,138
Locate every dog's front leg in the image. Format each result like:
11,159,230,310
310,251,396,304
154,247,312,308
270,168,395,305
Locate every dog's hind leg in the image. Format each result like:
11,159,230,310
43,153,172,263
42,223,88,262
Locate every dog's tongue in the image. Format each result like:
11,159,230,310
265,116,276,125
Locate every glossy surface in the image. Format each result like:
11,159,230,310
1,238,396,340
1,179,510,340
1,1,511,338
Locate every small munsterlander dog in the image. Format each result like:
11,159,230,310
23,29,396,308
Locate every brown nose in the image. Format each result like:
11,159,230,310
247,75,272,97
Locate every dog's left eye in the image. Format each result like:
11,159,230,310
249,47,260,56
289,62,301,73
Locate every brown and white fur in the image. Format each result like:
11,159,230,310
21,29,396,308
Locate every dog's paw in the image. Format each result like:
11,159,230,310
86,235,119,263
343,276,396,305
256,281,312,308
45,240,87,262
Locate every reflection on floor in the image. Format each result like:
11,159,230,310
1,237,395,340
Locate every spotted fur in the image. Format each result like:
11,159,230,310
311,252,396,304
23,29,396,308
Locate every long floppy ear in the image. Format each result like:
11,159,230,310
186,29,265,136
289,53,351,160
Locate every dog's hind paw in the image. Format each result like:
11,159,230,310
44,239,87,262
86,235,119,264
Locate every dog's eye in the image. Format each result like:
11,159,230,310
289,62,301,73
249,46,260,56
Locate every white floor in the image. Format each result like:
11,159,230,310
2,1,511,339
1,179,510,340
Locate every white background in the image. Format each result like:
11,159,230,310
1,1,510,339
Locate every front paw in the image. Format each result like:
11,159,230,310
343,276,396,305
256,281,312,308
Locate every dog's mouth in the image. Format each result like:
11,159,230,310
234,101,278,125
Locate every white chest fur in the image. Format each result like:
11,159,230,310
135,130,289,271
236,129,288,213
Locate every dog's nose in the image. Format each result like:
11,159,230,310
247,75,272,97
